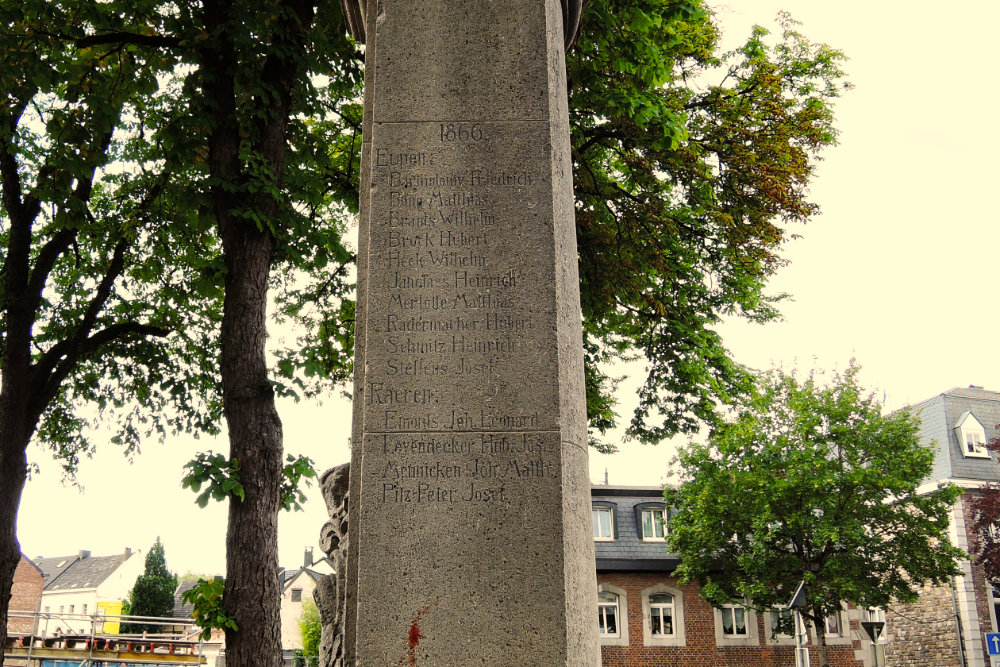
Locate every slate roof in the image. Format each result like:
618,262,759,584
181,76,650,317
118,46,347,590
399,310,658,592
43,553,133,591
591,485,679,572
172,580,199,618
908,385,1000,484
33,555,81,587
281,567,323,593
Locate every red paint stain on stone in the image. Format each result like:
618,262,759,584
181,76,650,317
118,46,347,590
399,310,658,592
400,605,430,666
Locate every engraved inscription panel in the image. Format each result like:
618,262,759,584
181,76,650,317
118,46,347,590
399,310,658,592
362,121,560,436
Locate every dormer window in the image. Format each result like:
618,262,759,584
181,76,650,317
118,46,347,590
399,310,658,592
593,506,614,541
641,508,667,541
956,411,990,458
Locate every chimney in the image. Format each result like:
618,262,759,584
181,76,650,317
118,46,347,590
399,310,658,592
78,550,91,560
304,547,314,568
124,547,132,557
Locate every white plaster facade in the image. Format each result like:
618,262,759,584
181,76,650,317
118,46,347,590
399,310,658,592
38,551,144,636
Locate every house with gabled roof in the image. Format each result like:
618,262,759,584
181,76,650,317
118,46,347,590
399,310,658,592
36,548,142,636
279,547,333,653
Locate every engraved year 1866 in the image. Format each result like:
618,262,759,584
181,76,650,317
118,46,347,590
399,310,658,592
439,123,484,142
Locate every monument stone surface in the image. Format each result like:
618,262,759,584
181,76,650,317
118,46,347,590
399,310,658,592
340,1,598,664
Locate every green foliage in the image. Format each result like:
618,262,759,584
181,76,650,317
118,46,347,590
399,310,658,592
666,364,965,632
181,576,236,641
0,0,224,480
122,538,178,634
182,451,316,511
298,599,321,663
568,2,851,447
182,451,244,507
281,454,317,512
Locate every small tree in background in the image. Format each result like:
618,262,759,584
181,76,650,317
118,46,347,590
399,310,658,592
297,599,321,666
122,538,178,634
666,364,965,667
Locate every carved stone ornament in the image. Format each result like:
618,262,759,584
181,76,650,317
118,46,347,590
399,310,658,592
338,0,586,50
315,463,350,667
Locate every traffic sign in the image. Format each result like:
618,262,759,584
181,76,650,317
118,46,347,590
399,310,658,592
788,580,806,609
986,632,1000,656
861,621,885,643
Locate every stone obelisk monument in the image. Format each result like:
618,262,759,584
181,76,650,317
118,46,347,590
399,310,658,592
341,1,598,664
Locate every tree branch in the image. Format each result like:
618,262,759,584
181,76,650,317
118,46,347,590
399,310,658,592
28,321,171,423
28,237,130,393
77,31,183,49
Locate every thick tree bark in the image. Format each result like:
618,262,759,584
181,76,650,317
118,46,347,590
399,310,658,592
218,223,284,667
0,420,30,665
200,1,313,665
812,610,831,667
0,127,40,661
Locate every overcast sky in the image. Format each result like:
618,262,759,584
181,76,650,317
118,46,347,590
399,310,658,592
15,0,1000,576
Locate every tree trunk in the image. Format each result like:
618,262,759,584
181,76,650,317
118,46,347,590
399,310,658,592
813,610,831,667
0,421,30,666
0,179,39,664
200,2,314,664
202,19,285,660
219,221,284,667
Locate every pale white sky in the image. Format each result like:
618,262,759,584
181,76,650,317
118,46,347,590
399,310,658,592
16,0,1000,576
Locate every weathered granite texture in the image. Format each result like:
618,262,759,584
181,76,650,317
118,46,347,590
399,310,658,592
338,0,586,49
316,463,350,667
342,0,599,664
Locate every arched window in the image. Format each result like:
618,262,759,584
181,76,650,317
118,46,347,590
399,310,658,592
642,584,686,647
597,584,629,647
649,593,674,636
598,591,620,637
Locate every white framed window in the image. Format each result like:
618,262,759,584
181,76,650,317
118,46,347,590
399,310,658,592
597,583,629,647
721,604,749,637
642,584,686,647
68,605,74,614
767,607,794,641
967,432,987,456
714,603,759,646
597,592,621,637
867,607,886,624
598,591,620,636
641,508,667,541
957,411,989,458
593,506,614,541
82,604,88,615
818,606,851,645
825,612,840,636
649,594,674,636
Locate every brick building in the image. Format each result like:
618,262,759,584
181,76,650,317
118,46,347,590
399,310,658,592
7,555,43,635
592,486,885,666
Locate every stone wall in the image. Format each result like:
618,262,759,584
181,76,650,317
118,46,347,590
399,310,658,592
882,491,991,667
883,580,961,667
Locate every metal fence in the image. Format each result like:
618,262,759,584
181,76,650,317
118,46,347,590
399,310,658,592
4,609,221,666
